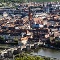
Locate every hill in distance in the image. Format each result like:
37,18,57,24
0,0,60,3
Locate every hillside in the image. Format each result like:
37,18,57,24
0,0,60,3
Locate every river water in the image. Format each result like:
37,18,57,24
31,48,60,59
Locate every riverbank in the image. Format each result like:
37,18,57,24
0,44,59,60
0,41,60,60
30,47,60,59
0,44,18,51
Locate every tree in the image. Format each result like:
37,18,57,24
0,36,5,43
0,36,4,40
15,53,45,60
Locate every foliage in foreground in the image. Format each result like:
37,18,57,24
14,52,56,60
15,55,44,60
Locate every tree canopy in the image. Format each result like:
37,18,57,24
0,0,60,3
0,0,28,3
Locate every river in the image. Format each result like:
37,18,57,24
31,48,60,59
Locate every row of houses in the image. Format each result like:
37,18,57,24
0,2,60,45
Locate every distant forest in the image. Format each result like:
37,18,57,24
0,0,26,3
0,0,60,2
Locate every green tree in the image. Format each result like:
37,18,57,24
0,36,4,40
15,53,45,60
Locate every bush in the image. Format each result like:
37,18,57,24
15,53,44,60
